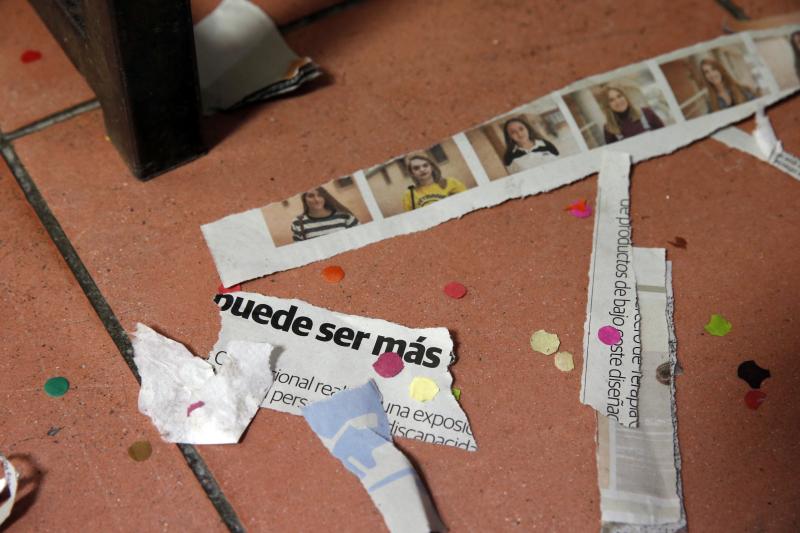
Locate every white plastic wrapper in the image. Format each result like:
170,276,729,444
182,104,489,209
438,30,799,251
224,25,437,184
132,324,274,444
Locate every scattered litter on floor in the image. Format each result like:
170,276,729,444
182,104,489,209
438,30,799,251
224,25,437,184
409,377,439,403
0,454,18,526
128,440,153,462
212,292,476,450
566,199,593,218
553,351,575,372
443,281,467,299
667,236,687,249
737,360,771,389
321,265,345,283
44,376,70,397
47,426,61,437
303,381,446,533
373,352,404,378
597,326,622,346
530,330,560,355
132,324,273,444
744,390,767,410
704,314,732,336
20,50,41,63
202,28,799,285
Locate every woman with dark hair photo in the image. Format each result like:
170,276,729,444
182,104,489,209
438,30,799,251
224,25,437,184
700,58,755,111
291,187,359,241
601,85,664,144
501,117,559,173
402,152,466,211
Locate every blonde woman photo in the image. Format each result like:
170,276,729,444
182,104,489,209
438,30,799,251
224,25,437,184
402,152,467,211
601,85,665,144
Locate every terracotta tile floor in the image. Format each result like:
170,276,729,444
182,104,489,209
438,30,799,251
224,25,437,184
2,0,799,531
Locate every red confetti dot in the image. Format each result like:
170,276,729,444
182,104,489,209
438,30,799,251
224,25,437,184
443,281,467,299
187,400,206,417
21,50,42,63
373,352,404,378
744,390,767,410
322,265,345,283
217,283,241,294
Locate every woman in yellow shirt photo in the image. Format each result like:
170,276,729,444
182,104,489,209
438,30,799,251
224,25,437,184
402,152,467,211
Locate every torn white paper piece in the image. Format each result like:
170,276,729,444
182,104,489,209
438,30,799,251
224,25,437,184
713,120,800,182
211,292,476,451
597,248,686,532
132,323,273,444
194,0,320,113
0,454,18,526
303,381,446,533
202,25,800,286
581,152,642,427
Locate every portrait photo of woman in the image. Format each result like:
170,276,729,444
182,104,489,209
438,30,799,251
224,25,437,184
661,41,765,120
562,68,674,149
600,85,665,144
365,139,478,218
402,152,467,211
291,187,359,241
260,177,372,247
501,117,560,173
699,58,756,111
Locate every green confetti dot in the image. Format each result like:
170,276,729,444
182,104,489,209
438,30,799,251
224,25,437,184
452,387,461,401
704,314,732,336
44,377,70,397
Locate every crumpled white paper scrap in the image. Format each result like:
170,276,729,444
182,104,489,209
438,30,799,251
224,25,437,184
0,454,18,526
132,323,273,444
303,381,446,533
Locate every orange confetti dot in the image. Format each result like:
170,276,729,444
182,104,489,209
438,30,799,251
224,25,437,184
322,265,345,283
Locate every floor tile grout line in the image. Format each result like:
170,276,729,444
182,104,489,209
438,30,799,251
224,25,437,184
0,141,246,533
4,99,100,142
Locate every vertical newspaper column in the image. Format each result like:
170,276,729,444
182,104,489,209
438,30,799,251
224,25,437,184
580,152,642,427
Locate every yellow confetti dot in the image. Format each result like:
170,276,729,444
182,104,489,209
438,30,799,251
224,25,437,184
554,351,575,372
530,330,560,355
409,377,439,402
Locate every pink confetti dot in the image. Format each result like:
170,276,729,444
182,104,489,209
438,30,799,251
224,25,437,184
373,352,404,378
217,283,241,294
187,400,205,417
443,281,467,299
597,326,622,345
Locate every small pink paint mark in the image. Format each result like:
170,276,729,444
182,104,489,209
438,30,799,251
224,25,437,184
443,281,467,299
744,390,766,410
217,283,241,294
187,401,205,417
373,352,404,378
597,326,622,345
21,50,42,63
566,199,592,218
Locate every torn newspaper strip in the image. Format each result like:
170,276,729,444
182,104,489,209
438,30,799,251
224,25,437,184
303,381,446,533
132,324,274,444
0,454,18,527
194,0,321,113
202,25,800,286
581,152,642,427
597,249,686,532
713,111,800,181
212,292,476,451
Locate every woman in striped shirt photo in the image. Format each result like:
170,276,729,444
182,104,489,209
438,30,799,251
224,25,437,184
291,187,359,241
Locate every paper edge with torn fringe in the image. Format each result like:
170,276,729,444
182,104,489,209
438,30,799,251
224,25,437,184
132,323,274,445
